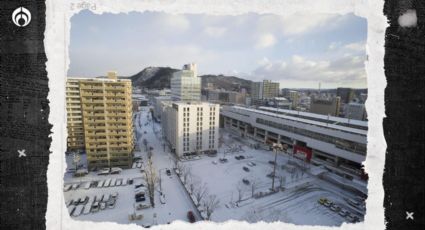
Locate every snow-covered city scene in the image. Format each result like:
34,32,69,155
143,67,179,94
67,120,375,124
64,11,368,227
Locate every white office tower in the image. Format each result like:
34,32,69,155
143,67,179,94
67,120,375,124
163,102,219,158
171,63,201,101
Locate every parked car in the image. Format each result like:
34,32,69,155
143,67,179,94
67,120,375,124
187,211,196,223
63,184,72,192
242,178,250,185
107,199,116,209
72,205,84,217
91,202,100,213
83,204,91,215
68,205,76,216
346,213,359,223
330,204,341,212
346,198,361,208
323,200,332,207
318,198,327,205
100,202,106,210
135,183,145,189
250,161,256,166
212,160,218,165
129,179,134,185
111,192,119,199
71,183,80,190
110,167,122,174
235,156,241,160
81,196,89,205
136,196,146,202
166,169,171,176
266,172,275,178
239,155,245,159
219,158,228,163
243,166,250,172
339,209,349,217
268,160,276,165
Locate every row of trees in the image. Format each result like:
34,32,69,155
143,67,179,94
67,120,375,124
175,162,220,220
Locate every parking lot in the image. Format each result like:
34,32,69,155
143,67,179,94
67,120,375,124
178,132,366,225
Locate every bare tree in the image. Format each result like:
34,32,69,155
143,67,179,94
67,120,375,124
143,157,158,208
188,177,197,195
182,166,192,185
236,182,244,202
250,179,258,197
203,194,220,220
279,176,286,189
194,183,208,206
143,138,148,151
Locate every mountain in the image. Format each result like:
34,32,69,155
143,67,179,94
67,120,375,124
129,67,180,89
129,67,252,92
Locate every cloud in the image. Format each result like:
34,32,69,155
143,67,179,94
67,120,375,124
256,33,277,48
203,26,227,37
256,13,339,37
252,54,366,84
343,41,366,52
151,13,190,33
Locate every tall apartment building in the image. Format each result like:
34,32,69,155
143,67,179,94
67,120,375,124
288,90,299,109
162,102,220,157
251,80,280,100
66,72,134,170
66,79,85,150
337,87,355,104
171,63,201,101
310,96,341,116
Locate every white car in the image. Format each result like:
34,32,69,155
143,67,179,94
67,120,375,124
116,179,122,186
72,205,84,217
96,180,104,188
71,183,79,190
83,204,92,215
110,178,117,187
212,161,217,165
63,184,72,192
100,202,106,210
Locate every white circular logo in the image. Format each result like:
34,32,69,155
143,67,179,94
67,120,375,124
12,7,31,27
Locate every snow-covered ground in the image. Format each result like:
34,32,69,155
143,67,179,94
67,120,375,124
179,132,365,226
63,106,366,227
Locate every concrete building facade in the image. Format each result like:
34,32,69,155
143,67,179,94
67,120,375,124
251,80,280,101
66,72,134,170
344,102,367,121
221,106,367,179
310,96,341,116
162,102,220,158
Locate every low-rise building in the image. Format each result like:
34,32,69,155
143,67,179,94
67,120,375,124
220,105,367,179
310,96,341,116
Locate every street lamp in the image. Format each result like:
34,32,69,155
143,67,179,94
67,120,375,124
271,143,282,191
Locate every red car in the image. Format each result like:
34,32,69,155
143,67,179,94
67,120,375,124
187,211,196,223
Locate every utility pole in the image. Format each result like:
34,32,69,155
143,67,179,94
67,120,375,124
271,146,278,191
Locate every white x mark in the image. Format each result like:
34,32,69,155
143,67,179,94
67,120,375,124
18,149,26,157
406,211,414,220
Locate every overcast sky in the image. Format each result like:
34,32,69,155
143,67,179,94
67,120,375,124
68,11,367,89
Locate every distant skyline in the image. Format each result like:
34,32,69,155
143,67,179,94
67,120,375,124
69,11,367,89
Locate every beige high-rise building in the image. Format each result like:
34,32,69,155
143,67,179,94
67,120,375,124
66,79,85,150
66,72,134,170
251,80,280,100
